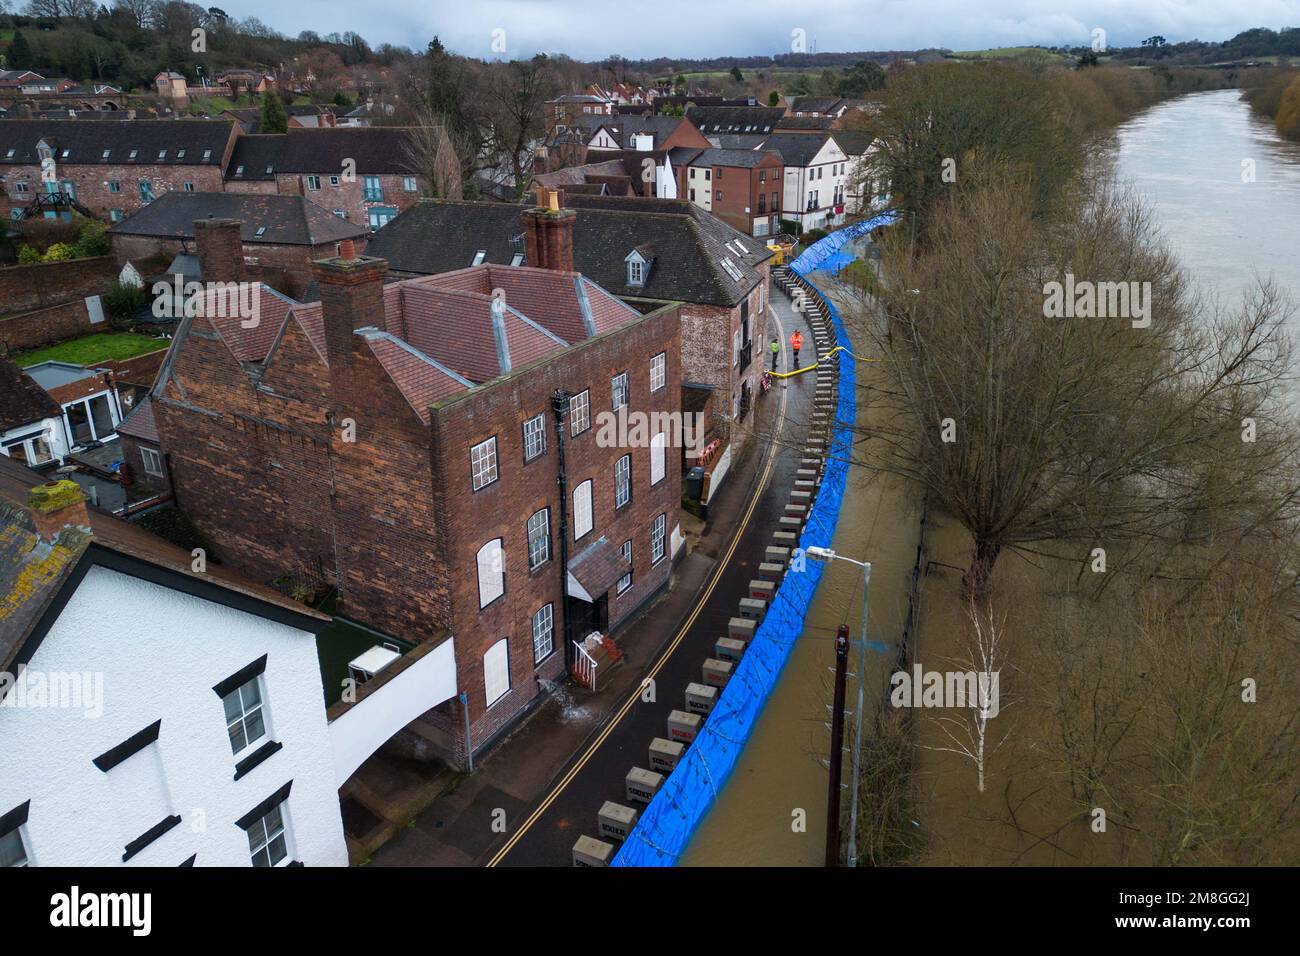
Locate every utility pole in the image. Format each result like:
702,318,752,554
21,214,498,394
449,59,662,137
825,623,849,867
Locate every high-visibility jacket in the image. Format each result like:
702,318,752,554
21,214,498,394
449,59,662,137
791,331,804,349
770,339,780,353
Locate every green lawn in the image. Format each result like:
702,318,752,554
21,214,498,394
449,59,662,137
15,332,168,368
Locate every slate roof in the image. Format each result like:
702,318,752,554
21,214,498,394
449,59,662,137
224,106,333,134
787,96,845,114
569,535,630,599
0,119,233,165
829,130,875,156
0,358,60,433
224,127,421,178
685,106,784,135
759,133,837,167
776,115,835,131
107,191,367,246
707,133,770,150
589,115,692,149
365,196,771,307
0,455,327,670
684,148,781,169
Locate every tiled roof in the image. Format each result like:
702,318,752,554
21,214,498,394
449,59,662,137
0,358,60,433
776,115,835,130
224,127,423,178
116,394,159,443
0,119,233,165
107,191,367,246
685,106,784,134
686,148,782,169
366,196,771,307
758,133,837,167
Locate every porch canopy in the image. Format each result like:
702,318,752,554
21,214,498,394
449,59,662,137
567,535,629,602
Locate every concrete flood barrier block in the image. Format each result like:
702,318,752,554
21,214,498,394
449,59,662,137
749,579,776,602
773,531,798,548
667,709,702,743
715,636,746,663
779,515,803,529
729,616,757,641
573,835,615,866
790,489,812,503
626,767,664,804
649,737,685,774
685,682,718,716
785,502,808,515
702,657,733,688
738,597,767,621
757,560,785,581
598,801,639,841
765,545,791,567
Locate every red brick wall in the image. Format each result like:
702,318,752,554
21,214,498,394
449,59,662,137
3,163,227,220
0,299,94,353
0,255,117,315
279,173,423,228
429,302,683,749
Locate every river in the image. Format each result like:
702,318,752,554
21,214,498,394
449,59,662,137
678,86,1300,867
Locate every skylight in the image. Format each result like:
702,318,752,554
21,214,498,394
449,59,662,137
254,226,267,237
472,249,487,266
720,258,744,283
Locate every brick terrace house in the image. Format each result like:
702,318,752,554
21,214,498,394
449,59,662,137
108,191,369,299
670,147,785,237
222,128,427,230
0,120,238,222
762,133,850,233
366,190,773,455
150,211,683,766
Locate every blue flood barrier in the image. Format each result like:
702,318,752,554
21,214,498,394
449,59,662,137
612,236,862,867
787,211,898,276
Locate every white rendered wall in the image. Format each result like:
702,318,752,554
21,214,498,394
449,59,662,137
0,565,348,867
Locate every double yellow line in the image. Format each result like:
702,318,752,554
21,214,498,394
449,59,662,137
487,322,793,866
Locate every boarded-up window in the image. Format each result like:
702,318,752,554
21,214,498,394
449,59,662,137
650,433,666,486
574,479,593,540
476,538,504,607
484,639,510,707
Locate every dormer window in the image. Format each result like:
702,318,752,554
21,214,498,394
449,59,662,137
625,249,649,288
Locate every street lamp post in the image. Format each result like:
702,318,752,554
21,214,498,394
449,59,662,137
806,545,872,867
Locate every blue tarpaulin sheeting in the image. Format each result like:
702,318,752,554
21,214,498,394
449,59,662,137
612,232,863,867
787,211,899,276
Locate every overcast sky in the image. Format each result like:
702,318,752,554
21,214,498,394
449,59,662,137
229,0,1300,60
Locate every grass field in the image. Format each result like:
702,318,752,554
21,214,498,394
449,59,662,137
15,332,168,368
950,46,1073,64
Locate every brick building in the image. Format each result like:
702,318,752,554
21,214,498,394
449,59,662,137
107,191,368,299
367,191,773,454
671,147,785,237
223,128,427,229
0,120,238,222
150,208,683,766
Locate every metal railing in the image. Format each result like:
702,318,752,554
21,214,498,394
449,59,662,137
571,640,598,691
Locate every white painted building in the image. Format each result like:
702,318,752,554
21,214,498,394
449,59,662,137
0,473,348,868
763,134,849,233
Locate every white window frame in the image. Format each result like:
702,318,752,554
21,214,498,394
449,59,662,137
616,539,633,595
650,352,666,392
140,446,164,477
403,176,418,192
650,513,666,565
470,436,499,491
532,604,554,664
614,454,631,509
573,479,593,540
650,432,666,487
306,175,321,191
484,638,511,707
476,538,505,608
222,676,267,756
523,413,546,462
247,801,290,867
611,370,629,411
527,508,550,570
569,389,590,436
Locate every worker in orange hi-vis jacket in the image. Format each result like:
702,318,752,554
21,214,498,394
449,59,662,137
790,329,804,370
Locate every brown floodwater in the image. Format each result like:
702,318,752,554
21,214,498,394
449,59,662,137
682,276,923,866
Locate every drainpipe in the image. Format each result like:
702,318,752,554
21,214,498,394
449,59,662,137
458,691,474,773
551,389,574,673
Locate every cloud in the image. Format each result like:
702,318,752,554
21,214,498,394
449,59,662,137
222,0,1300,59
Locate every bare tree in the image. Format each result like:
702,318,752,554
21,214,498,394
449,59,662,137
922,597,1011,793
401,112,464,201
845,164,1300,596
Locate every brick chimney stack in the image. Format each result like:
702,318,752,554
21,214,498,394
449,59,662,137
311,247,389,373
28,480,89,542
194,217,245,284
522,186,576,273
